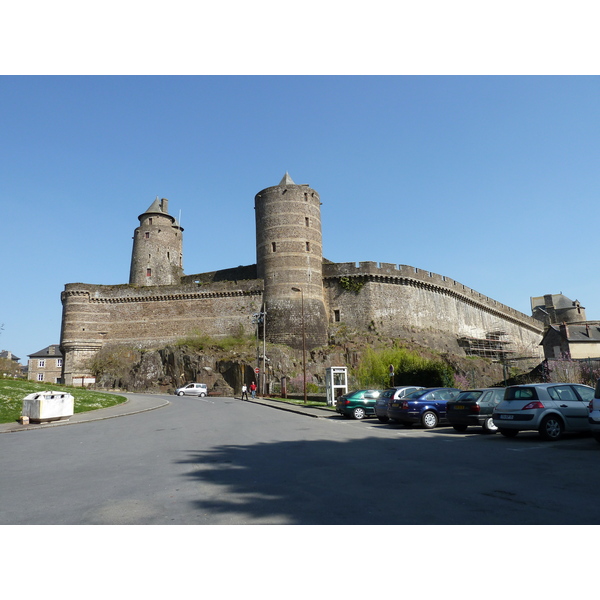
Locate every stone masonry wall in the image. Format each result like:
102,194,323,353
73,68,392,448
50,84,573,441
60,259,546,384
323,261,544,357
60,279,264,385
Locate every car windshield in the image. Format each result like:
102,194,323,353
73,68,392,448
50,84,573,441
456,391,483,401
381,389,395,398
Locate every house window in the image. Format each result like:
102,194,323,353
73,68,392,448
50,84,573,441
334,310,341,322
147,268,152,277
38,360,45,368
145,232,150,239
37,373,44,381
149,218,153,225
57,359,63,368
305,217,309,227
306,241,310,252
272,242,277,252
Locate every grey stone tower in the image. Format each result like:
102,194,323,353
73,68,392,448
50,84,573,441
129,197,184,286
255,173,328,349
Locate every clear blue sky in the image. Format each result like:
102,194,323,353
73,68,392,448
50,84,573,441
2,75,599,363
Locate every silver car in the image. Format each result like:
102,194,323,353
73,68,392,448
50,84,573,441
587,379,600,444
175,383,208,397
493,383,595,441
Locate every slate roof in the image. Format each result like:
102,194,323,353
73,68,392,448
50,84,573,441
0,350,20,362
279,172,295,186
28,344,63,358
542,323,600,343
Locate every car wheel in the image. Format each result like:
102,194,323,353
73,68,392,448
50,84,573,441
482,417,498,433
452,424,468,432
593,433,600,445
199,392,206,397
499,428,518,438
539,415,564,441
177,391,184,396
377,416,389,423
421,411,438,429
353,407,366,420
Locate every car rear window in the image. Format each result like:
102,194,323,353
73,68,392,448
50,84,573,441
505,387,538,400
456,391,483,401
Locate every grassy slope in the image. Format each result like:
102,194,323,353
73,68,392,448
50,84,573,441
0,379,127,424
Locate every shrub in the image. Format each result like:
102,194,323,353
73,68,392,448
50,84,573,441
353,346,456,389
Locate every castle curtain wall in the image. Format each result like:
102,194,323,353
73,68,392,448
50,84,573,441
60,281,263,385
323,262,543,358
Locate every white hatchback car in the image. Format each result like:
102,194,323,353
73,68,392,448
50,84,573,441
587,379,600,443
175,383,208,397
493,383,595,441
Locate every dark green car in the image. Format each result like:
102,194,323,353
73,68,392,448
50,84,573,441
336,389,382,420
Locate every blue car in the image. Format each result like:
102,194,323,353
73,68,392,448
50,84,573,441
387,387,461,429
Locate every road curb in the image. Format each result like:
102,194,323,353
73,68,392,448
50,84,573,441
0,398,171,434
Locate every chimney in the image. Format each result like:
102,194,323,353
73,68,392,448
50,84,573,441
559,322,569,339
160,198,169,214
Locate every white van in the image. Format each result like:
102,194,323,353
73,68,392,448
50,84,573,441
175,383,208,397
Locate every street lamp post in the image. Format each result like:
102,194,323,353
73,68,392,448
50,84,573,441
291,287,307,404
252,310,267,395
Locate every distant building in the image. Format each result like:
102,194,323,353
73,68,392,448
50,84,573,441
540,322,600,360
28,345,64,384
0,350,23,378
531,294,587,326
532,294,600,360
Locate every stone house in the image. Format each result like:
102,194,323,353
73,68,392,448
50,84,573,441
28,345,64,384
540,323,600,360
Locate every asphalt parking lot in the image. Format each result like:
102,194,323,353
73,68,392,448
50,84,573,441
2,394,599,525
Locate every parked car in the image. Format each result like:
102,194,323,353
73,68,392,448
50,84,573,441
375,386,425,423
336,389,382,420
588,379,600,444
387,387,461,429
446,388,505,433
175,383,208,397
493,383,595,440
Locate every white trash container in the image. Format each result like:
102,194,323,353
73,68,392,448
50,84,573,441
22,391,75,423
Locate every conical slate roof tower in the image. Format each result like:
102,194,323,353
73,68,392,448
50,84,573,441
129,197,184,286
255,173,328,349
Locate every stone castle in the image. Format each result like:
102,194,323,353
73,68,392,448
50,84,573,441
60,173,546,386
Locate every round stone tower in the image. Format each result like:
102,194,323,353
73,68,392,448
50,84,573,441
129,197,184,286
255,173,328,349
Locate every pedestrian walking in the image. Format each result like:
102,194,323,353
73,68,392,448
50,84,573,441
250,381,257,399
241,383,249,400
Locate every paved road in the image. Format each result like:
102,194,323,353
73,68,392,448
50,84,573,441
2,394,600,524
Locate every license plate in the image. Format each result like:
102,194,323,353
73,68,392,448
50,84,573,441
391,403,399,408
499,414,513,420
454,405,465,410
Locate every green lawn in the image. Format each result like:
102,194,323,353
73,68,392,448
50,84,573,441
0,379,127,424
